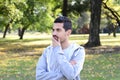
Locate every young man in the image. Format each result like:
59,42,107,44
36,16,85,80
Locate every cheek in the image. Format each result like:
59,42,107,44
57,31,67,39
60,33,67,39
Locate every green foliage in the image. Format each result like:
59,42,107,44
0,0,120,34
0,16,9,30
0,1,23,20
14,0,55,32
0,4,9,16
68,0,90,15
14,2,28,12
102,0,120,24
0,0,23,32
112,0,120,4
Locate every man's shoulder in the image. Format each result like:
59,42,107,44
70,43,85,57
71,43,84,50
44,45,52,51
42,45,52,56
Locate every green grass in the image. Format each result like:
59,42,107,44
81,53,120,80
0,33,120,80
0,55,38,80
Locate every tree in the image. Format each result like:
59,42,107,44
62,0,68,16
16,0,55,39
0,0,22,38
102,1,120,37
18,0,35,39
3,19,13,38
84,0,102,47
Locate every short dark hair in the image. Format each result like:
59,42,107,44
54,16,72,31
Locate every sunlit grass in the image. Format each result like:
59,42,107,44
81,53,120,80
0,33,120,80
0,54,38,80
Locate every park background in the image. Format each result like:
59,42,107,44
0,0,120,80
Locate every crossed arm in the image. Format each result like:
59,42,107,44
36,46,85,80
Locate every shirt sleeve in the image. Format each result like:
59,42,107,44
53,46,85,80
36,49,64,80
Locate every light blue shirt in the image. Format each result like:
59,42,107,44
36,43,85,80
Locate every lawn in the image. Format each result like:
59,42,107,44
0,33,120,80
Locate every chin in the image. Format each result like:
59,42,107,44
61,40,66,43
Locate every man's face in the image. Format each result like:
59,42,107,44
52,23,70,43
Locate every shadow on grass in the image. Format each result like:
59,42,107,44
85,45,120,54
0,38,50,43
1,44,48,52
0,39,49,56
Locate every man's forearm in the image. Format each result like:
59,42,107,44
36,71,64,80
53,46,85,80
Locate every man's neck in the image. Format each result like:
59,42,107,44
61,41,70,50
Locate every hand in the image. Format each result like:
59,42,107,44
52,35,61,47
70,60,77,65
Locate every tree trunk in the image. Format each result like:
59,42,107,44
84,0,102,47
113,25,117,37
18,27,22,37
19,27,26,39
3,19,13,38
62,0,68,16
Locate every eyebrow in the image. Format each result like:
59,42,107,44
52,28,61,31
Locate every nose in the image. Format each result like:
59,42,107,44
52,30,57,35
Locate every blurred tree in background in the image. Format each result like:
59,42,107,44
0,0,120,47
0,0,23,38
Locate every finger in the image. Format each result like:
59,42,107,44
53,35,58,41
52,36,58,42
70,60,77,65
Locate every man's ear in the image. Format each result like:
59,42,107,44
67,30,72,36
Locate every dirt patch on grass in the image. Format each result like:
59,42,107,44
85,45,120,54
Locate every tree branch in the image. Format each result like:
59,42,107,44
102,2,120,25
